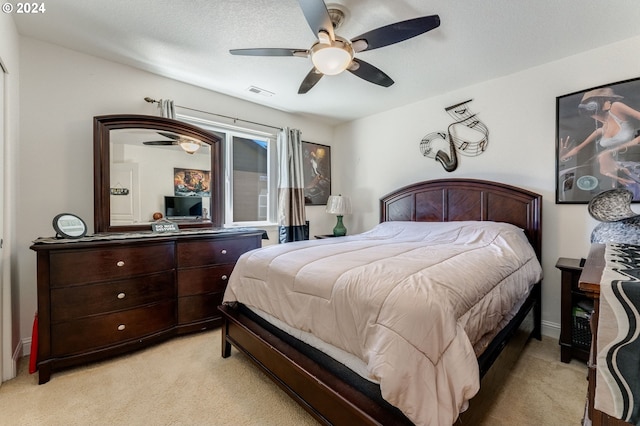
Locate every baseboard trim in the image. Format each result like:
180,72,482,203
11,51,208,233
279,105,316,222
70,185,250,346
541,320,560,340
3,338,21,381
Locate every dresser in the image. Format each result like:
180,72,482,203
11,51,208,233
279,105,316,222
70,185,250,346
579,244,629,426
31,229,263,384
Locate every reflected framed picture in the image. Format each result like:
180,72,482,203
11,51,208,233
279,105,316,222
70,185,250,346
556,77,640,203
302,141,331,205
174,168,211,197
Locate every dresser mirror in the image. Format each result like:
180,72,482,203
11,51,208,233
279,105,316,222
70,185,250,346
94,114,223,233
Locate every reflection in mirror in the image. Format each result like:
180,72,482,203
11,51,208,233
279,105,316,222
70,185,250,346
94,115,222,233
109,129,211,226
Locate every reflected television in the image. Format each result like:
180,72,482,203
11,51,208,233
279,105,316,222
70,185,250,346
164,196,203,219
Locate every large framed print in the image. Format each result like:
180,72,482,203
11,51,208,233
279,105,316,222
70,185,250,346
556,77,640,203
302,141,331,205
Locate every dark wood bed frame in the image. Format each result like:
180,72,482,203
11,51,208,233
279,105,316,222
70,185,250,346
219,178,543,425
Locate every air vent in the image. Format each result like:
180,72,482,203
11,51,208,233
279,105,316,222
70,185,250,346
246,86,274,97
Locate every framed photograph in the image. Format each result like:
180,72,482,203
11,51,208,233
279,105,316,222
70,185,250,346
174,168,211,197
302,141,331,205
556,77,640,203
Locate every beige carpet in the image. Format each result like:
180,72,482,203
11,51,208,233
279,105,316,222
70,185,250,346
0,330,587,425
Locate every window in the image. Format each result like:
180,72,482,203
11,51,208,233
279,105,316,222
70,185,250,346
179,115,277,227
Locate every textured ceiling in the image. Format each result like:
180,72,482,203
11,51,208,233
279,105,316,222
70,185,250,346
12,0,640,125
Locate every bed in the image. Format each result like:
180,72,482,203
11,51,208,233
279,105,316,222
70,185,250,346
218,178,543,425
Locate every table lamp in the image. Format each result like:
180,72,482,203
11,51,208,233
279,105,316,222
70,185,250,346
326,194,352,236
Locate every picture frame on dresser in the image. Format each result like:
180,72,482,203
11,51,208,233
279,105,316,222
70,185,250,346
52,213,88,239
556,76,640,204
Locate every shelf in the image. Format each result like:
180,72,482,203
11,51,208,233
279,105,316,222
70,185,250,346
556,257,591,363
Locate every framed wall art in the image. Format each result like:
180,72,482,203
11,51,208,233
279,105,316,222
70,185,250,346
556,77,640,203
302,141,331,205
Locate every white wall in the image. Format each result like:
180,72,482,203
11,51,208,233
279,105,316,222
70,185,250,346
0,14,20,381
16,37,335,349
333,35,640,337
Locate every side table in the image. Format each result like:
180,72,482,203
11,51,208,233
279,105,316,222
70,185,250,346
556,257,592,363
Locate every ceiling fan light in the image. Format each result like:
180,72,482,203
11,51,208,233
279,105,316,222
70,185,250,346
311,43,353,75
179,139,201,154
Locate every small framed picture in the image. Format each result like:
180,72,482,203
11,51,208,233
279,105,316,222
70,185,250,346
302,141,331,205
52,213,87,239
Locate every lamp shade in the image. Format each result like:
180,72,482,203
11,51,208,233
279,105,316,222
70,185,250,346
311,46,352,75
179,138,201,154
326,195,352,215
310,37,354,76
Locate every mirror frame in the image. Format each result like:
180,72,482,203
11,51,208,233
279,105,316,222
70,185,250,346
94,114,223,233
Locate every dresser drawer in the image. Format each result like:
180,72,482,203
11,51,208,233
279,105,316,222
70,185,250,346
51,301,176,356
51,271,175,322
178,293,223,325
177,236,259,268
177,264,233,297
50,243,175,287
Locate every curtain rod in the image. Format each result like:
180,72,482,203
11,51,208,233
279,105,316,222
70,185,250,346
144,97,283,131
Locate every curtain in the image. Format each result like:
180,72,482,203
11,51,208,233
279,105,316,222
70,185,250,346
159,99,175,119
277,127,307,243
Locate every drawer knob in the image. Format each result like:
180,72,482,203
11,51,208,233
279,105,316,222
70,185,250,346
117,324,126,331
116,260,125,267
221,249,227,255
221,275,228,281
117,292,126,299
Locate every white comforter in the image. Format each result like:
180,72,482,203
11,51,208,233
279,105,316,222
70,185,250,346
223,221,543,425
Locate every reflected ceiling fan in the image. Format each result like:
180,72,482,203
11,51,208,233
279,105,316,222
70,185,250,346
230,0,440,94
143,132,202,154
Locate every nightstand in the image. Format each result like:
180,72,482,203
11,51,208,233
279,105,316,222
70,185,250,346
314,234,336,239
556,257,592,363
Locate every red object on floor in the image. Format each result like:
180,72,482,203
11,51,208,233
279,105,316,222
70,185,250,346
29,312,38,374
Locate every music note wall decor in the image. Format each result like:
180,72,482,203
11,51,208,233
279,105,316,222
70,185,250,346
419,99,489,172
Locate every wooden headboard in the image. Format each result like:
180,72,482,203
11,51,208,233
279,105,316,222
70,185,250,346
380,178,542,260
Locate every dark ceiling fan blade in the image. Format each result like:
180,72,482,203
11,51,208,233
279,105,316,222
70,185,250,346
143,141,177,146
157,131,180,140
298,0,334,40
348,59,394,87
298,68,324,94
351,15,440,52
230,48,308,57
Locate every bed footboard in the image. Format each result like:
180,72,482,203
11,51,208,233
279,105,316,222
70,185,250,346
218,304,413,426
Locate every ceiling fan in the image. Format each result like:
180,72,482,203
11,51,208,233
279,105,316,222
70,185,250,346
143,132,202,154
229,0,440,94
